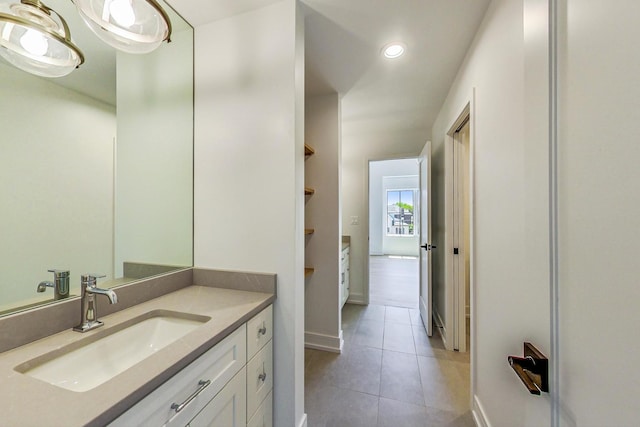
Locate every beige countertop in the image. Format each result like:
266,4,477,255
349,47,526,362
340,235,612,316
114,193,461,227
0,285,274,426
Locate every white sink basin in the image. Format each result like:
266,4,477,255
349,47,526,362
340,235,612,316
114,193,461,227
15,310,210,392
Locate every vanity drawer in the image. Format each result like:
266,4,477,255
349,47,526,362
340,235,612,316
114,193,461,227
187,368,247,427
247,390,273,427
110,324,246,427
246,340,273,419
247,305,273,360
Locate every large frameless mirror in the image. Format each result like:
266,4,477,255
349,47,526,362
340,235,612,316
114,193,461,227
0,0,193,316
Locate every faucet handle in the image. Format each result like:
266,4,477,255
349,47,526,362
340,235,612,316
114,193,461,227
81,274,106,286
48,269,70,279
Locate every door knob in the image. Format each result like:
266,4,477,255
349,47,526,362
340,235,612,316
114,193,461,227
420,244,436,250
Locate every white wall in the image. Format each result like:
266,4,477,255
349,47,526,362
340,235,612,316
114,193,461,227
431,0,550,425
0,62,115,309
557,1,640,424
304,93,342,351
115,21,193,278
192,2,305,426
369,159,419,257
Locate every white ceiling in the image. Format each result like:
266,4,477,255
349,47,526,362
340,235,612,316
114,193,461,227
303,0,491,139
41,0,491,132
166,0,283,27
163,0,492,157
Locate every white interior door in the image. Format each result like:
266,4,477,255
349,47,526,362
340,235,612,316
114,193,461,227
418,141,433,336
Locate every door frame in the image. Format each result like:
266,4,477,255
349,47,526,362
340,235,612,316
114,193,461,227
365,155,421,306
444,93,475,356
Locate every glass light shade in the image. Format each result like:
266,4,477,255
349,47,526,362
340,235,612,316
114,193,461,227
75,0,171,54
0,1,83,78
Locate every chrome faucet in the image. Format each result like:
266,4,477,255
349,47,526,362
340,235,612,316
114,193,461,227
73,274,118,332
37,269,70,300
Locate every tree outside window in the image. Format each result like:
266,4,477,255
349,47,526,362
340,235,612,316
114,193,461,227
386,189,415,235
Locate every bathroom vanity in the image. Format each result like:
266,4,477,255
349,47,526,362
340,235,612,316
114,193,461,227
111,304,273,426
0,268,275,426
340,238,350,308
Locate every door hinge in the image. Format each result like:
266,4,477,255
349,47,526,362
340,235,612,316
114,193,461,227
454,248,459,255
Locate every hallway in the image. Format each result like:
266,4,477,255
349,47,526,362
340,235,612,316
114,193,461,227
304,303,472,427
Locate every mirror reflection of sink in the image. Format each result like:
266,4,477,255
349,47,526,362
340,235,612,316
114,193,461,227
15,310,210,392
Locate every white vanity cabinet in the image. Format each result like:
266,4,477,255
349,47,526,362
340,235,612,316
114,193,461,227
340,247,350,308
110,305,273,427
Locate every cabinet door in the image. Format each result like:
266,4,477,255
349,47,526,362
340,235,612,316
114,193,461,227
247,391,273,427
247,305,273,360
188,369,247,427
246,340,273,419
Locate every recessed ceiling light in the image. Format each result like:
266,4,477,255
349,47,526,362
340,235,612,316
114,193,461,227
382,42,406,59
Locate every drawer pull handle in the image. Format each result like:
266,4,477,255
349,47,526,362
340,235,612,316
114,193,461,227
259,372,267,382
258,326,267,336
171,379,211,413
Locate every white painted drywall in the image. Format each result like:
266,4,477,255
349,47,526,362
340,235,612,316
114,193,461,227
369,159,419,257
557,1,640,424
0,62,115,309
304,93,341,351
431,0,551,425
192,2,305,426
115,23,193,278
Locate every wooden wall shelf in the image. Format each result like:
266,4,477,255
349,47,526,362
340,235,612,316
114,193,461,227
304,144,315,157
305,143,315,280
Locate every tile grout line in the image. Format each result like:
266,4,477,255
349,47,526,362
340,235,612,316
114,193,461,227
379,304,386,400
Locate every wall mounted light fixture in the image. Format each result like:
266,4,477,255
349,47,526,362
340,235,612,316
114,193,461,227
0,0,84,77
0,0,172,78
74,0,171,54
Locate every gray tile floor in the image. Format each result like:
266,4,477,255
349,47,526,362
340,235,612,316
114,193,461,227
305,304,473,427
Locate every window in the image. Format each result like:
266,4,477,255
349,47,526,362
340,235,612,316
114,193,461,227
386,189,416,236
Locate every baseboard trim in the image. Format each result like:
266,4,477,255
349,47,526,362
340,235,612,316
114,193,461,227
472,395,491,427
298,413,308,427
433,308,448,348
304,330,343,353
346,292,365,305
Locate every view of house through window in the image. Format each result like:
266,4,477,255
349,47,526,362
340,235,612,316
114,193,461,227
386,189,416,235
